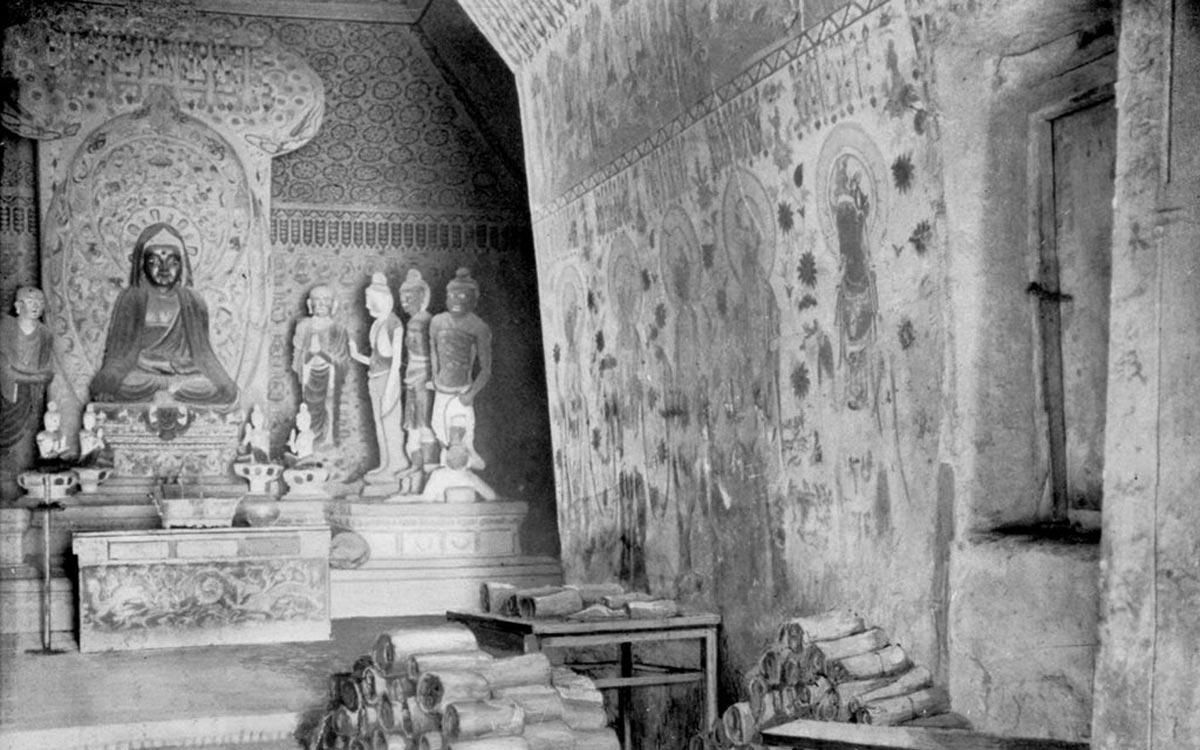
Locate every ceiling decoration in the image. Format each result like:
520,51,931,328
455,0,582,70
74,0,433,25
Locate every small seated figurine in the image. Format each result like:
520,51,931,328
286,403,317,466
77,404,111,467
420,444,497,503
237,404,271,463
36,401,71,463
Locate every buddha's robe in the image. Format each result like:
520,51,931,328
90,286,237,406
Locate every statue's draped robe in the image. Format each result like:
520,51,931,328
0,317,54,452
90,286,237,406
291,318,349,445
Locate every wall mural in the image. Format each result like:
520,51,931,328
604,232,651,587
266,17,524,214
546,262,589,544
525,0,945,690
519,0,889,213
815,122,888,413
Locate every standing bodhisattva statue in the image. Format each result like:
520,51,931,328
292,284,349,448
349,272,409,481
428,268,491,471
399,269,434,468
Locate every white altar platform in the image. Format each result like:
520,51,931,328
1,494,562,636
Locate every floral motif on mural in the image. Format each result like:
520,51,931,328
265,18,523,213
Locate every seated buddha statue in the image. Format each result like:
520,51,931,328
89,223,238,407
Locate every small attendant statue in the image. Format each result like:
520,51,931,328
420,443,498,503
77,404,111,467
287,404,317,465
428,268,491,471
0,286,55,496
348,273,408,482
238,404,271,463
292,284,349,448
35,401,70,461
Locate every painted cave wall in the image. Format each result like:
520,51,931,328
512,0,1126,741
520,0,950,719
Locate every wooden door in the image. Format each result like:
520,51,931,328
1041,95,1117,516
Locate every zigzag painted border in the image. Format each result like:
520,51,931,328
531,0,889,224
271,205,531,253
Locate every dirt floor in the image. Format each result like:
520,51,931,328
0,615,446,749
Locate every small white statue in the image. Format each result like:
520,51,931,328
35,401,69,460
421,443,497,503
77,404,108,465
238,404,271,463
287,403,316,463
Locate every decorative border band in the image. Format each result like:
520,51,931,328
530,0,889,223
0,195,37,236
270,205,531,253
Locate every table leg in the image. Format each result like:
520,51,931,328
620,641,633,749
703,626,718,733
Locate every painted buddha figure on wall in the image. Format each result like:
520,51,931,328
90,223,238,407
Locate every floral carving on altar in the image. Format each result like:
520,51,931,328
80,559,328,633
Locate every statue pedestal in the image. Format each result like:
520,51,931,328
329,499,528,558
94,403,242,489
325,499,562,617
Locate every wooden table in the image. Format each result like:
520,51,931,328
447,609,720,748
760,718,1090,749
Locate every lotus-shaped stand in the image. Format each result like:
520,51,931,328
233,463,282,495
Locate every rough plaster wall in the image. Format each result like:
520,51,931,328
521,2,949,735
929,0,1117,532
1092,0,1200,746
927,0,1115,739
950,538,1099,739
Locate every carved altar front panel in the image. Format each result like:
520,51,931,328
73,526,331,652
